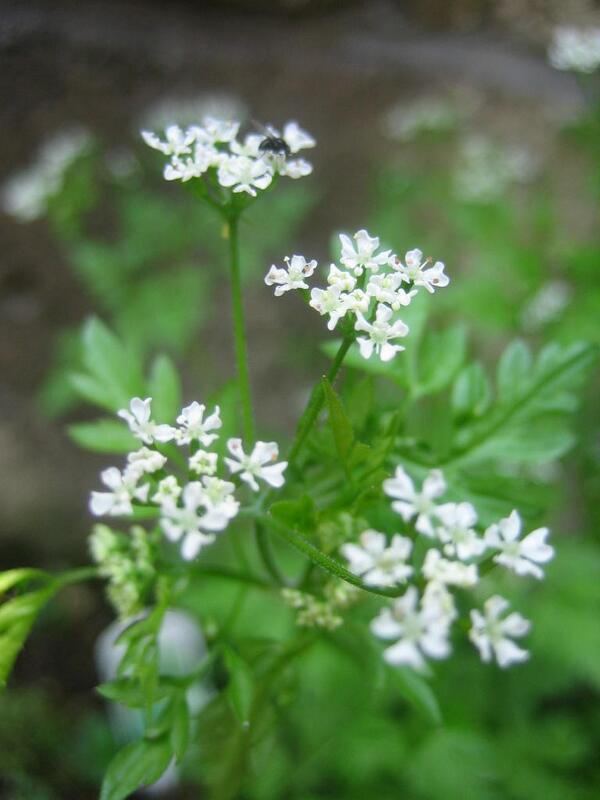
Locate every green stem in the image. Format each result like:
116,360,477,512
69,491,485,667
227,214,255,443
286,335,354,467
56,566,99,587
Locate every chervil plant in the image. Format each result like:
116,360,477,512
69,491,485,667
0,115,596,800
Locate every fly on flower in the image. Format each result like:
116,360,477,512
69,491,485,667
255,122,291,160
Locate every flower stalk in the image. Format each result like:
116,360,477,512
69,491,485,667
226,213,255,444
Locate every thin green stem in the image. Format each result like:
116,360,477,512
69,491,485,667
56,566,99,587
286,334,354,467
227,214,255,443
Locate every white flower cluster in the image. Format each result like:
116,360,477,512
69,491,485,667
1,127,92,222
521,280,571,332
340,466,554,671
383,97,459,142
141,118,315,196
454,136,537,203
549,26,600,74
90,397,287,560
265,230,449,362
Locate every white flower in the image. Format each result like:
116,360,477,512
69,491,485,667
217,155,272,196
189,449,218,477
345,288,370,314
198,117,240,144
469,595,530,668
548,26,600,74
521,281,571,331
339,229,391,276
225,439,287,492
383,467,446,537
265,255,317,296
453,136,537,202
384,97,458,141
327,264,356,292
152,476,182,505
141,125,196,157
435,502,486,561
230,132,263,158
197,476,240,530
175,402,221,447
1,127,91,222
341,530,413,587
163,145,216,181
278,158,313,179
355,303,409,362
371,586,452,671
366,273,417,310
90,467,149,517
117,398,176,445
422,581,458,623
484,510,554,580
309,284,350,330
280,121,316,154
126,447,167,476
422,548,479,587
160,482,218,559
392,249,449,294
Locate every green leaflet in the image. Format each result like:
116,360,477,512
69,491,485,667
72,317,145,412
147,354,182,423
100,736,173,800
322,377,355,463
0,579,56,691
222,645,254,726
416,323,467,397
389,666,443,726
68,418,137,454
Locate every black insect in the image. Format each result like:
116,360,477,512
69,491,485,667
256,124,291,159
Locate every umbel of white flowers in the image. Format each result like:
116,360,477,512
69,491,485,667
265,231,449,362
341,466,554,671
548,26,600,74
89,397,287,561
141,118,315,195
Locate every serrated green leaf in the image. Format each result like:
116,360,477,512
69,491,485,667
68,419,137,454
100,736,173,800
448,341,597,467
465,412,576,464
78,317,145,412
147,354,181,423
